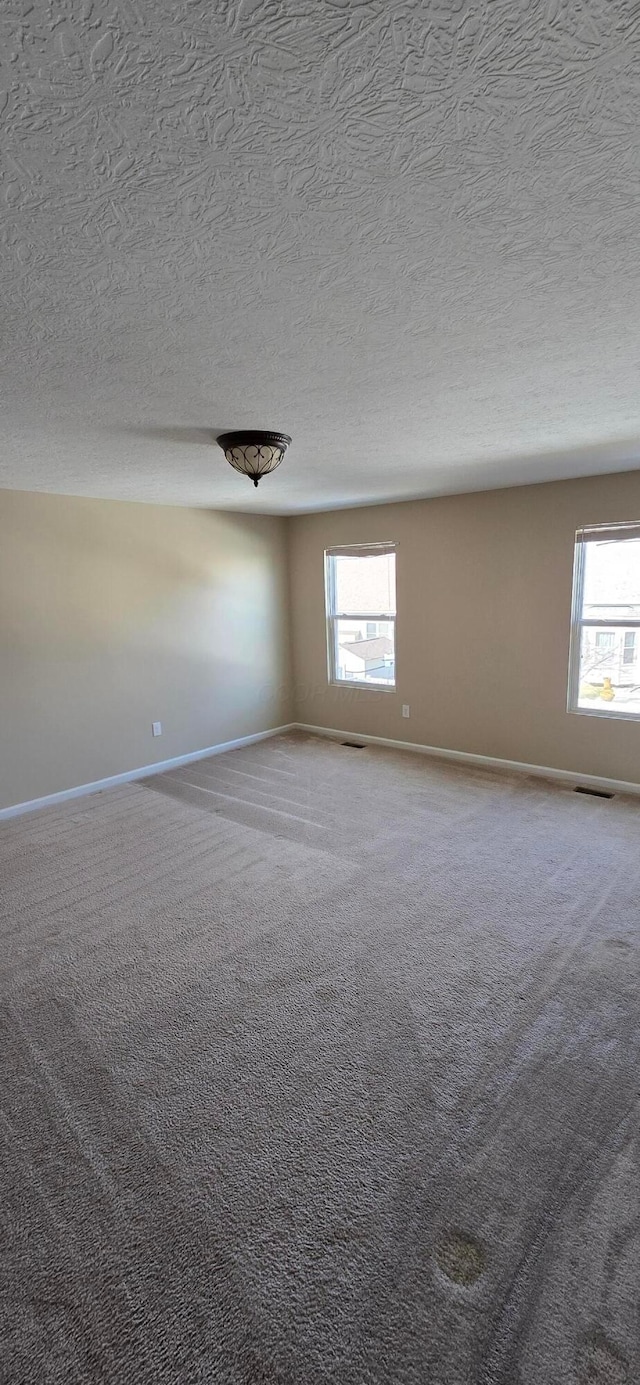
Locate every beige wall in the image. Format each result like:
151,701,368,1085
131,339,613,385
0,490,291,810
289,470,640,784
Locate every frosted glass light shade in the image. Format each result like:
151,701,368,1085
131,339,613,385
216,431,292,487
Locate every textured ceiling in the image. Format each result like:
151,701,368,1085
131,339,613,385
2,0,640,514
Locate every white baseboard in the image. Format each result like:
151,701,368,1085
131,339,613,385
0,724,297,822
4,720,638,821
294,723,640,798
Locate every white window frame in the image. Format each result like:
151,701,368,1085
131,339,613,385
568,521,640,720
324,543,397,690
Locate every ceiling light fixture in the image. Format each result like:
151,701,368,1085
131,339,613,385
216,430,292,488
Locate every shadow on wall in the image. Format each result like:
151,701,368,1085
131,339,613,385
0,495,281,655
0,489,292,808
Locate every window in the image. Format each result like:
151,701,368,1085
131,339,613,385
568,523,640,717
325,545,396,687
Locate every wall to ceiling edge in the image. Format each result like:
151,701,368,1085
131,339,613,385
288,469,640,786
0,489,292,811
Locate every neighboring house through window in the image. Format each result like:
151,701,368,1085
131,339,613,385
568,523,640,716
324,545,396,687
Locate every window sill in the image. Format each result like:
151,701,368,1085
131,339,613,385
568,705,640,722
329,680,397,693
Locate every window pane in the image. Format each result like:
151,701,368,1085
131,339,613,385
334,552,396,616
577,626,640,715
582,536,640,621
333,619,395,685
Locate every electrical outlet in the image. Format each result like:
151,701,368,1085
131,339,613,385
152,721,162,737
402,704,410,718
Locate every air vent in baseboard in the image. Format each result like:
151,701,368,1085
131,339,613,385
341,742,366,749
574,786,614,799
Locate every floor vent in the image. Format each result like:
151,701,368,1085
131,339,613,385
341,741,366,749
574,786,614,799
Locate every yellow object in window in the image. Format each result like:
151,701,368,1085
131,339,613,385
600,677,615,702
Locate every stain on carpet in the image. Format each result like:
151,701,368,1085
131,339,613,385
577,1331,629,1384
435,1232,485,1286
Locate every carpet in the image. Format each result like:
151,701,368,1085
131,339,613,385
1,731,639,1383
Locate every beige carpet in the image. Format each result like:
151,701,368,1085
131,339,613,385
2,731,640,1384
